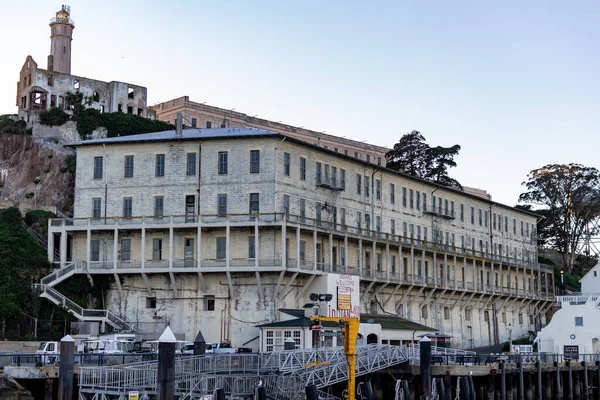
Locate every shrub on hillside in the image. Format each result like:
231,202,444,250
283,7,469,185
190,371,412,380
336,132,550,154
39,107,70,127
100,112,174,137
25,210,57,227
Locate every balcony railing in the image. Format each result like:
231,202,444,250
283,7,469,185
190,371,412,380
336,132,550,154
50,213,284,228
49,213,546,274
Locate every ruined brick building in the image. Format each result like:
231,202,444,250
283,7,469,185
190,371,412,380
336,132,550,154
15,5,150,128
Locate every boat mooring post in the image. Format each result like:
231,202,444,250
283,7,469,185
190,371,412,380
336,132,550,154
583,361,590,400
555,359,563,400
193,329,206,356
596,361,600,400
255,386,267,400
157,326,176,400
214,388,226,400
518,361,524,400
567,360,573,400
305,384,318,400
58,334,75,400
501,360,506,400
420,336,432,400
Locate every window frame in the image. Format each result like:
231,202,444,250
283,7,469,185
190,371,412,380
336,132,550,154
92,198,102,218
283,152,290,176
186,153,197,176
122,197,133,218
93,156,103,179
250,150,260,174
155,154,165,177
124,155,134,178
154,196,164,218
299,157,306,180
249,193,260,214
218,151,228,175
216,237,226,259
217,194,227,216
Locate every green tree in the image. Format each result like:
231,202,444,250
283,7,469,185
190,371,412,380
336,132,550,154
519,163,600,272
0,208,50,336
385,130,462,188
39,107,70,127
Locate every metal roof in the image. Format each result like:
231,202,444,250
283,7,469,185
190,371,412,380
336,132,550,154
71,127,279,146
256,309,436,331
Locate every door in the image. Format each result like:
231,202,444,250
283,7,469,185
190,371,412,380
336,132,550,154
332,246,338,271
184,238,194,267
152,239,162,261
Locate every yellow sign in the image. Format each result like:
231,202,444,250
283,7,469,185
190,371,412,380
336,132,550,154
128,392,139,400
337,287,351,310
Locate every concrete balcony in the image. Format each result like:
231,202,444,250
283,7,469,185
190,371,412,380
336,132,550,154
51,255,553,302
47,213,552,300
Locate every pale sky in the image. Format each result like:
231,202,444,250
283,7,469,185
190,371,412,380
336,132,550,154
1,1,598,207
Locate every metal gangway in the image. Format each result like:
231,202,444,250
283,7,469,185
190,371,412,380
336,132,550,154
78,344,407,400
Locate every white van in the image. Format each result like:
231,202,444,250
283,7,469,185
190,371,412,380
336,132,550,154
36,341,60,365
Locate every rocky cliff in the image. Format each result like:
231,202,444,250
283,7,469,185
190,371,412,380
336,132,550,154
0,133,75,215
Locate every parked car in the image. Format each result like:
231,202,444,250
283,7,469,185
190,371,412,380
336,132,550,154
181,342,251,354
212,342,252,354
181,342,215,355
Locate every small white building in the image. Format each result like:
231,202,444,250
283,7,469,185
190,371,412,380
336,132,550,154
537,262,600,357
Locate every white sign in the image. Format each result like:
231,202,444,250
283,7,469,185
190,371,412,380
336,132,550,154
311,274,360,318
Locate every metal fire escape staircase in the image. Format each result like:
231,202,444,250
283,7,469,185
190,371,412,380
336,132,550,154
32,262,131,331
23,219,131,331
77,345,408,400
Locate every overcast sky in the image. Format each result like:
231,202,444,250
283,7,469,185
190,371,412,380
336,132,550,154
1,0,598,207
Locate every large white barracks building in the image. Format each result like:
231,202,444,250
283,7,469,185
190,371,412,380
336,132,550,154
38,127,554,350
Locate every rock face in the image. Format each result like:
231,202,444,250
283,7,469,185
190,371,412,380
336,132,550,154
0,374,34,400
0,133,75,215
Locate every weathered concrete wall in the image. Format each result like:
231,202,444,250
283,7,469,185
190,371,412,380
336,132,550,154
0,342,40,353
32,121,107,143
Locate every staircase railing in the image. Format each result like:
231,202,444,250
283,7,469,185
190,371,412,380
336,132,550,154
40,261,82,286
21,220,62,261
33,284,131,330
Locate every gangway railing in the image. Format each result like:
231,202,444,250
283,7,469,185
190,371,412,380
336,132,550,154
78,345,408,400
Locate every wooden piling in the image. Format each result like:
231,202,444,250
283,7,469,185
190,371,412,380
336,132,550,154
500,361,506,400
420,337,432,400
157,326,176,400
518,362,524,400
526,371,533,400
444,374,452,400
556,360,563,400
583,361,590,400
536,360,542,400
57,335,74,400
567,361,574,400
486,375,494,400
507,373,514,400
575,368,582,400
544,372,553,399
596,360,600,400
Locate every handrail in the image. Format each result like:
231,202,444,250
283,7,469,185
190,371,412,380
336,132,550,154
33,284,131,330
79,345,407,398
